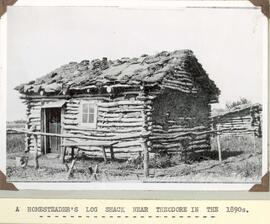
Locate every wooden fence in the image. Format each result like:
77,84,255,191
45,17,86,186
7,126,257,178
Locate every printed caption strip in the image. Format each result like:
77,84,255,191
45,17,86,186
0,199,269,223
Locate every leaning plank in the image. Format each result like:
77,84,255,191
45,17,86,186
101,146,107,163
67,157,77,178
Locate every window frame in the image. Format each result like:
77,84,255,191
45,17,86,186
79,100,98,128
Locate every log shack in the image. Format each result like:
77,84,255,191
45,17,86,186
211,103,262,137
15,50,220,158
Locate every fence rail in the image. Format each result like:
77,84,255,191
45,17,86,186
6,127,257,177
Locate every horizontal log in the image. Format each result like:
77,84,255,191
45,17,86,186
71,147,143,153
172,72,192,80
97,101,145,107
152,129,166,134
167,128,208,133
99,111,142,118
64,148,143,154
98,113,122,118
173,69,191,75
98,117,144,123
168,125,207,131
189,139,208,145
219,117,251,121
163,78,194,87
152,143,210,151
152,124,163,129
98,105,145,110
98,108,144,113
112,149,143,153
188,144,210,150
217,122,249,125
65,111,79,115
68,131,145,141
98,122,143,127
114,140,141,148
217,125,250,129
65,108,79,112
151,136,184,142
69,130,114,137
63,121,78,125
217,121,250,124
63,125,144,133
152,143,181,149
162,84,197,94
98,106,148,112
64,115,78,120
100,128,144,133
153,136,209,144
218,125,251,129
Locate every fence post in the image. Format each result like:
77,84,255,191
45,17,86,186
140,137,149,178
253,131,256,153
33,134,39,169
216,125,222,162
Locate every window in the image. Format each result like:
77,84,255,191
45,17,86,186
81,101,97,127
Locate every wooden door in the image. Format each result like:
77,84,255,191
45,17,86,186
43,108,61,153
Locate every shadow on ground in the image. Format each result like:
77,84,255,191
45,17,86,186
189,150,244,162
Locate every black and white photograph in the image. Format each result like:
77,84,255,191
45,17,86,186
2,1,268,189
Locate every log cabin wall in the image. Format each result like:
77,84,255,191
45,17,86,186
23,89,215,155
63,95,149,154
213,110,251,130
212,107,262,135
151,89,211,153
24,94,151,155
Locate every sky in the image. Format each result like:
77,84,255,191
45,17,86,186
6,6,265,121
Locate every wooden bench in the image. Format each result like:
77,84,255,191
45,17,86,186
61,141,119,163
61,141,118,178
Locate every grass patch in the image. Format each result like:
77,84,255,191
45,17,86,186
6,134,25,154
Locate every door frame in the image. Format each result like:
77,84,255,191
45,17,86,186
41,107,62,154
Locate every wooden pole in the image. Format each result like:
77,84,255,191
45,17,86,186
217,125,222,162
61,146,67,163
109,146,115,161
71,147,75,159
101,146,107,163
141,137,149,178
253,131,256,153
33,134,39,169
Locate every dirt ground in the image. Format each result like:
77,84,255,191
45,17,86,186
6,138,262,183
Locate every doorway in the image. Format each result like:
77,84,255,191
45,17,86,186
41,108,62,154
